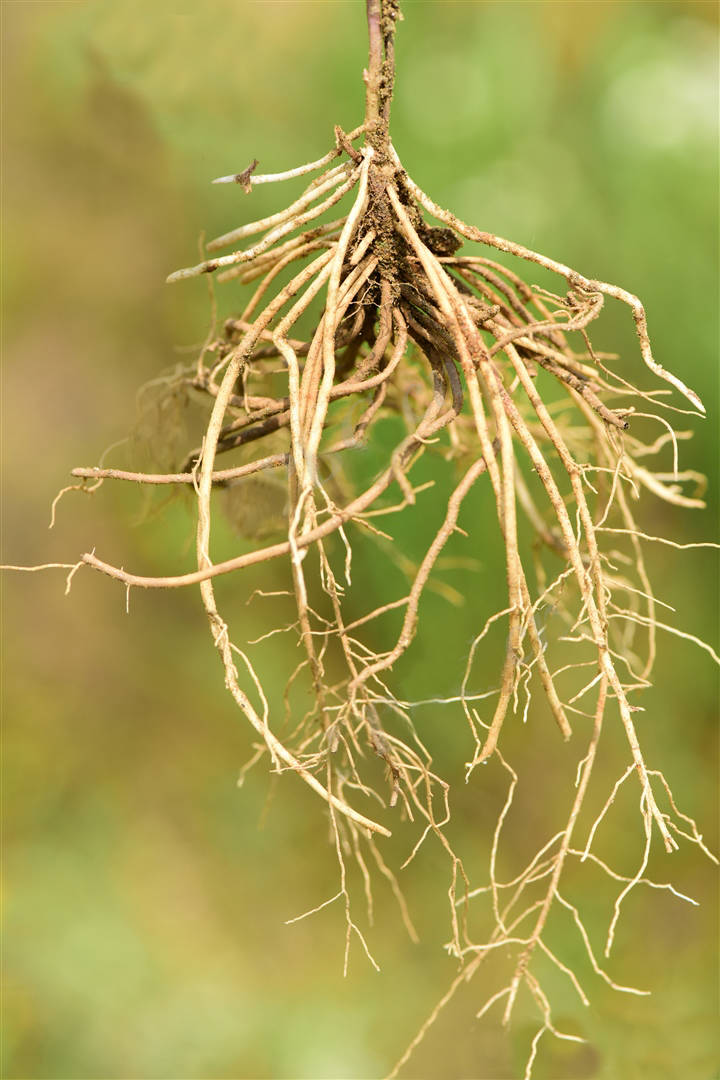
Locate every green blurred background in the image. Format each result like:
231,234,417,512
2,2,718,1078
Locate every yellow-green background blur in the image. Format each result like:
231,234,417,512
2,2,718,1078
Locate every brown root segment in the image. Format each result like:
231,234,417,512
54,0,715,1074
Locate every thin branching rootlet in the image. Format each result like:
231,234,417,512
9,1,718,1075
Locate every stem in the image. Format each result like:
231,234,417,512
365,0,383,128
364,0,399,157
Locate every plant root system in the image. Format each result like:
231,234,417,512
22,1,717,1074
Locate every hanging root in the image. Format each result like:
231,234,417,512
12,0,714,1074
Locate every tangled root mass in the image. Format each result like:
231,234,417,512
58,2,717,1072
